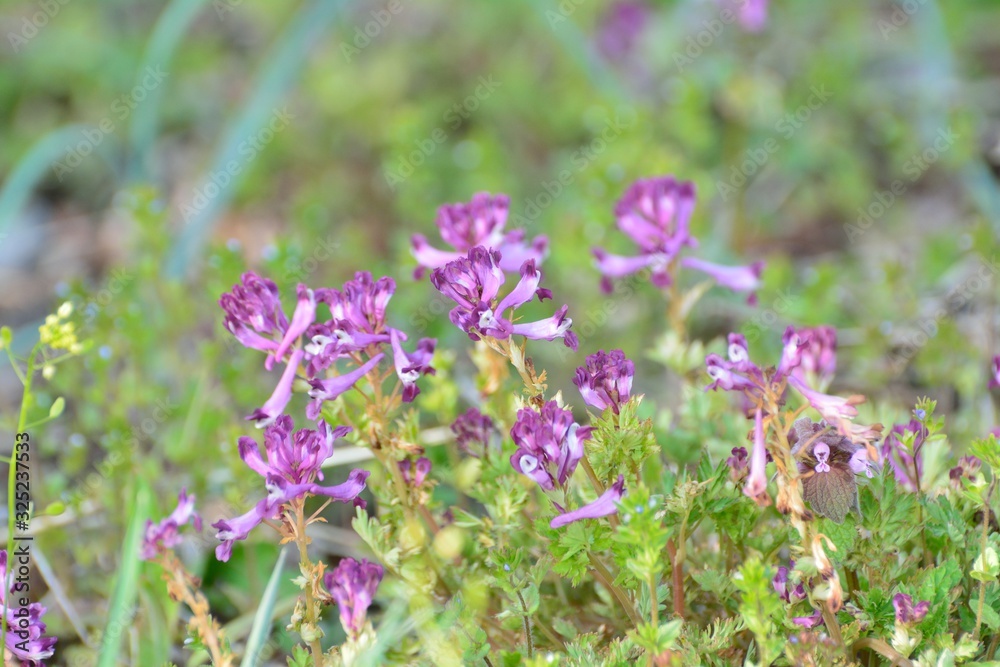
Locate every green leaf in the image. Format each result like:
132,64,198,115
978,602,1000,631
971,547,1000,582
241,546,289,667
97,481,151,667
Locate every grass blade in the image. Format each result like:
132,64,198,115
96,481,151,667
240,546,290,667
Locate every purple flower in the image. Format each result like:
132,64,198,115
792,326,837,384
991,355,1000,389
213,417,368,561
893,593,930,625
0,551,56,665
510,402,593,491
451,408,498,458
596,1,649,62
573,349,635,414
399,457,431,486
792,609,823,628
430,248,577,349
306,353,384,421
881,420,926,493
744,409,770,505
389,329,436,403
680,257,764,304
773,564,806,603
248,348,305,427
950,455,982,488
733,0,768,32
787,376,880,446
411,193,548,276
726,446,748,483
551,475,626,528
324,557,384,638
317,272,395,338
140,488,203,560
593,176,697,291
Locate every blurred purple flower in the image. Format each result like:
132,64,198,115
596,1,649,61
399,457,431,487
881,420,927,493
773,564,806,603
411,192,548,276
792,326,837,384
573,349,635,414
893,593,930,625
726,446,748,483
593,176,697,290
991,355,1000,389
735,0,768,32
551,475,626,528
451,407,498,458
213,417,368,561
680,257,764,304
324,557,384,638
431,247,577,350
950,455,982,488
510,401,593,490
140,488,203,560
792,609,823,628
744,409,770,505
0,550,56,664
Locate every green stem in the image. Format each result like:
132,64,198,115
588,552,641,627
2,343,39,654
515,589,534,658
293,503,324,666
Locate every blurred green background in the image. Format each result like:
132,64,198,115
2,0,1000,662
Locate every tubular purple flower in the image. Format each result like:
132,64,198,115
318,272,395,336
0,550,56,664
793,326,837,383
550,475,626,528
451,408,498,457
705,354,758,393
881,420,926,493
400,457,431,486
248,348,305,428
772,564,806,603
214,417,367,561
306,353,384,420
220,272,288,346
573,349,635,413
389,329,436,403
775,326,804,380
412,193,548,276
510,402,592,490
270,285,316,371
893,593,930,625
680,257,764,304
324,557,384,638
792,609,823,628
743,409,769,504
510,304,578,350
140,488,203,560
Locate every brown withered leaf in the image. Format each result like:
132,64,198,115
802,466,857,524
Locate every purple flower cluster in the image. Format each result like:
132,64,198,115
431,247,577,349
399,457,431,487
451,407,498,458
212,417,368,561
1,550,56,665
792,325,837,385
140,488,203,560
949,455,982,488
881,420,926,493
593,176,764,302
221,271,436,426
411,192,548,276
893,593,930,625
510,402,592,491
324,557,384,638
573,349,635,414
